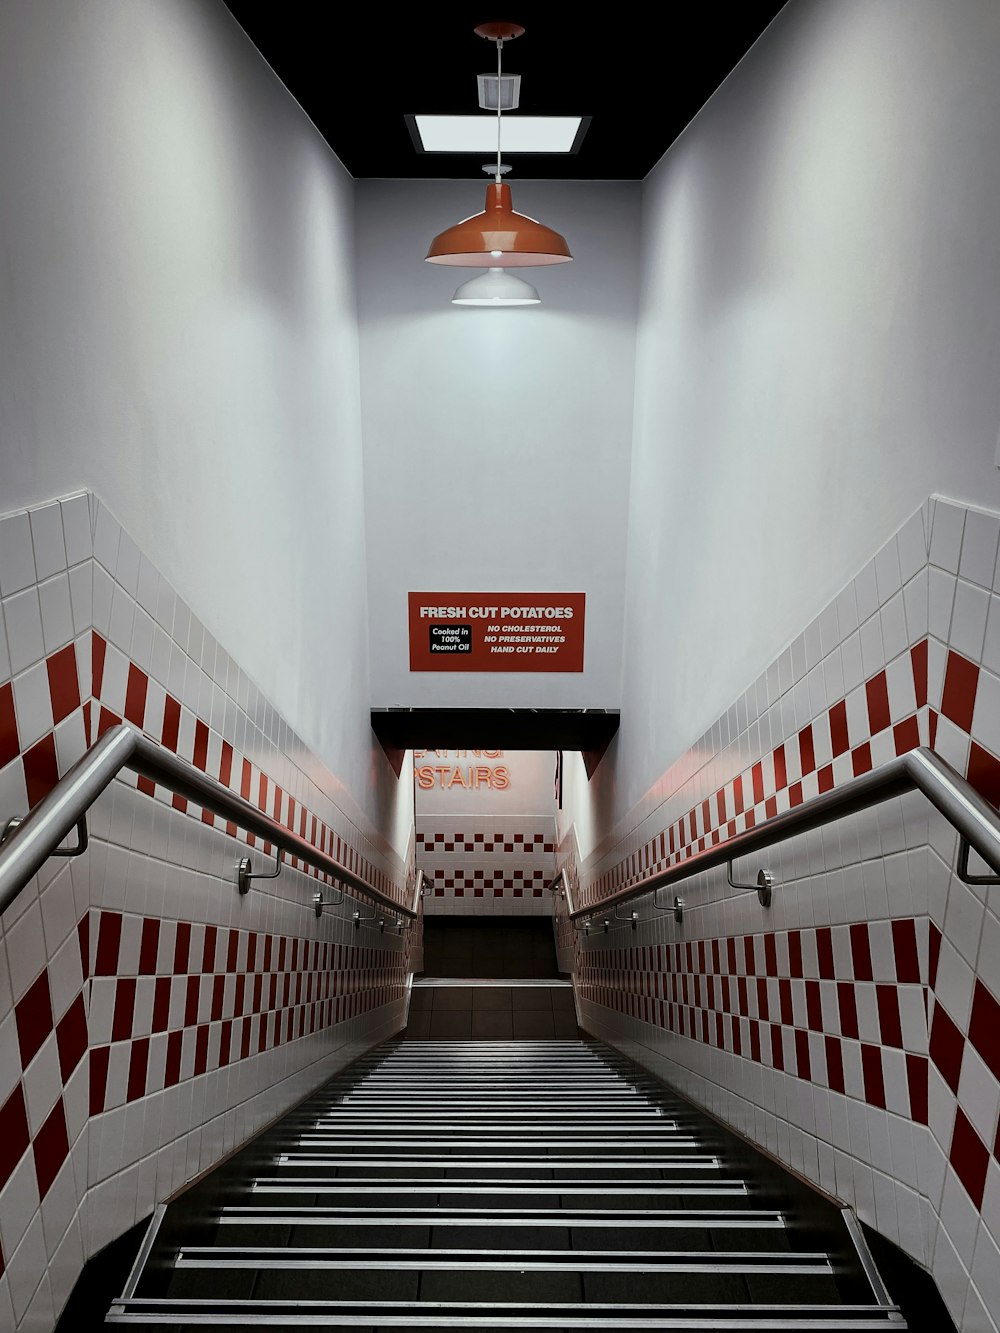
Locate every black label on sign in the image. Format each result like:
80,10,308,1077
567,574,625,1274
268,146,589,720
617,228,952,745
429,624,472,653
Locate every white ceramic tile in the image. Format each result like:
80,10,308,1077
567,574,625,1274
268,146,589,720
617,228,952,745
22,1038,63,1134
972,668,1000,758
12,659,54,749
28,503,67,583
930,500,967,573
928,567,956,641
859,614,884,678
0,511,37,597
952,579,990,661
67,562,92,636
92,501,121,574
880,592,908,662
37,574,74,654
0,1149,40,1264
4,588,44,676
874,539,902,605
855,561,879,622
59,494,91,567
958,1044,1000,1149
116,530,140,597
897,508,927,583
960,508,1000,590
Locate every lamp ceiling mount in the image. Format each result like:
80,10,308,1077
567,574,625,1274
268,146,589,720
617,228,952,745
474,21,525,42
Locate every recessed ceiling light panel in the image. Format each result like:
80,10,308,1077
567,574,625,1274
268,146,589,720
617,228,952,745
411,114,587,155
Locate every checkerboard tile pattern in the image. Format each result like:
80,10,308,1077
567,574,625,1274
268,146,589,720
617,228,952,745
417,831,555,853
87,909,406,1114
0,491,415,1330
417,814,557,917
557,498,1000,1333
578,919,929,1123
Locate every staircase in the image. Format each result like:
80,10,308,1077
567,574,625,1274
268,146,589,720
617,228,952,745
107,1038,906,1330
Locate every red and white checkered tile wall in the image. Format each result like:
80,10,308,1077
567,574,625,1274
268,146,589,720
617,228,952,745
417,818,556,916
0,491,415,1330
556,497,1000,1333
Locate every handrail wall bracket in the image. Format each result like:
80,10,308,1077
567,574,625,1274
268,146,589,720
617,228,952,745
236,848,284,896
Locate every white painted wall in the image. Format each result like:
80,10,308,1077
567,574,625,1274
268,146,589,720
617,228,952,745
415,750,557,819
355,179,640,712
607,0,1000,822
0,0,401,832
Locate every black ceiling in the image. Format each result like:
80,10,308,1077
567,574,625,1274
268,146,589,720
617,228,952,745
223,3,787,181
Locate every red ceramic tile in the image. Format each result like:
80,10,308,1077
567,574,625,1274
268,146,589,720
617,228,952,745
799,725,816,777
907,1053,928,1124
138,918,159,975
967,979,1000,1082
941,651,979,733
929,1003,964,1094
751,762,764,804
174,921,191,973
55,993,87,1082
851,742,873,777
837,982,859,1039
893,716,920,755
876,985,903,1048
15,971,54,1067
22,733,59,807
0,681,18,769
952,1108,989,1209
829,700,850,758
193,719,209,772
911,639,928,708
97,706,120,737
817,763,834,794
220,740,234,788
825,1036,845,1094
861,1044,886,1109
32,1098,68,1199
112,978,136,1042
866,673,891,735
0,1084,30,1191
805,979,823,1032
161,694,181,751
152,977,171,1033
850,924,874,981
968,742,1000,807
127,1037,149,1103
123,663,148,729
95,912,122,976
46,645,81,726
892,919,921,984
773,745,787,791
92,633,107,701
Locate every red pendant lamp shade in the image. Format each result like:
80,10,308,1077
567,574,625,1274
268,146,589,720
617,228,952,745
426,182,572,268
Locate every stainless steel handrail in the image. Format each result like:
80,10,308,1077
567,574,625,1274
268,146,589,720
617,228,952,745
0,723,417,920
551,746,1000,921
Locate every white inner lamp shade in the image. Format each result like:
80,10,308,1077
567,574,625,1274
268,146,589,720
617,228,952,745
477,73,521,110
414,114,583,154
452,267,541,306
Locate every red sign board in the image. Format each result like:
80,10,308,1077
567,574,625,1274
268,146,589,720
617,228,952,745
408,593,585,672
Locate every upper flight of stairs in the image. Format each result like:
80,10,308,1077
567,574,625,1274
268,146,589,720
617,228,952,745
106,1038,906,1330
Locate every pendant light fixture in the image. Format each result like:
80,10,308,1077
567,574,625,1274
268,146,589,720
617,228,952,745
426,22,572,270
